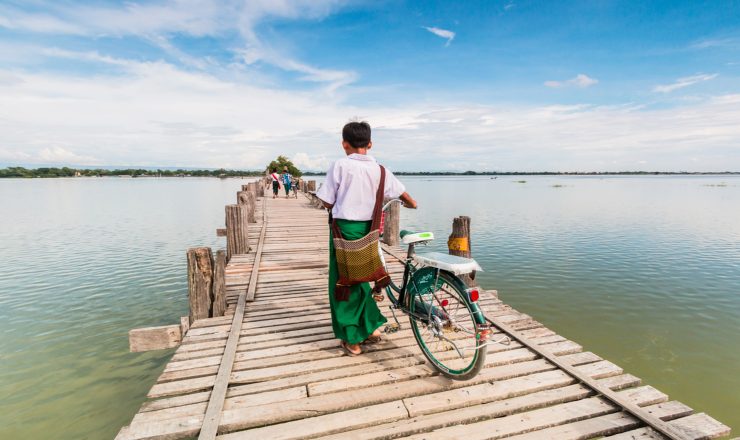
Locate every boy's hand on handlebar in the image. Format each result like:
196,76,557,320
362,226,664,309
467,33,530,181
400,192,417,209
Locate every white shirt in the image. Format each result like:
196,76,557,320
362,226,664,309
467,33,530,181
317,154,406,221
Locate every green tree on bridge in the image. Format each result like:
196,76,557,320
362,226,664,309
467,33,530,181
265,155,302,177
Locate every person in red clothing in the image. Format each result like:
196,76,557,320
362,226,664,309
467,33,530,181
269,168,281,199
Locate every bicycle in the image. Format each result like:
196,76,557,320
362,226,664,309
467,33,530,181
377,199,494,381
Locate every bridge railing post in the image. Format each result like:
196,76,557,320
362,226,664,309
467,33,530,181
382,197,400,246
212,250,226,317
236,191,256,223
187,247,214,324
448,216,477,287
225,204,250,260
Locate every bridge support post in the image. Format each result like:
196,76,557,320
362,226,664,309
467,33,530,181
382,197,400,246
225,204,250,260
187,247,214,323
212,250,227,317
448,216,477,287
237,191,256,223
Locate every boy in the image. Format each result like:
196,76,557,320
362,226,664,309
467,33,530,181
317,121,417,356
269,168,281,198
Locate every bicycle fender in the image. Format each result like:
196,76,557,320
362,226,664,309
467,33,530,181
436,270,486,325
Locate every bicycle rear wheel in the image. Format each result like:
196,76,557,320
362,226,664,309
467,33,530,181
408,269,486,380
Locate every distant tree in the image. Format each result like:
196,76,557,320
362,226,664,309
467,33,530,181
265,155,302,177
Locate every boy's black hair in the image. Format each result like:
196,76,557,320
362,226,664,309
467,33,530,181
342,121,371,149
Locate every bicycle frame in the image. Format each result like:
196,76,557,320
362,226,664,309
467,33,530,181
380,198,489,333
383,240,418,312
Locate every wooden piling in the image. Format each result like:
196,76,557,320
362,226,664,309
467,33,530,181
187,247,214,323
247,191,257,222
382,197,400,246
211,250,226,317
307,180,316,192
225,204,250,260
237,191,256,223
248,181,263,199
448,216,476,286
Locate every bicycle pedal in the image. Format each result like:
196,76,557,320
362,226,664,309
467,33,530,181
384,323,400,333
372,293,385,302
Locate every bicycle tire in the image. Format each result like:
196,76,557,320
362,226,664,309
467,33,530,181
408,269,487,380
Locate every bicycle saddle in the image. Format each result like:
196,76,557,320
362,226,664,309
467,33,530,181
400,230,434,245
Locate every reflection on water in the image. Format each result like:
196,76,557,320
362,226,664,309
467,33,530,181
0,175,738,438
397,175,740,433
0,178,246,439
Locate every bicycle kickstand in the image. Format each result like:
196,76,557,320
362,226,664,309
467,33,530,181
384,305,403,334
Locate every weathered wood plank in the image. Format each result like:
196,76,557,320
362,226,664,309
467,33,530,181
119,191,730,440
198,198,266,440
129,325,181,352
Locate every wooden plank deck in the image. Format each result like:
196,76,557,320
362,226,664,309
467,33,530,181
117,192,731,440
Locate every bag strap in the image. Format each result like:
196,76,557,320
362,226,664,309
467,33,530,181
370,165,386,231
331,164,386,238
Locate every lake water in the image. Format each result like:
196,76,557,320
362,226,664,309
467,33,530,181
0,175,738,438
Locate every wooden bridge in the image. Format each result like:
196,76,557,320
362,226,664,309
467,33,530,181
117,182,730,440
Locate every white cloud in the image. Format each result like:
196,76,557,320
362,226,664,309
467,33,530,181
38,147,100,165
0,56,351,169
690,38,738,50
291,153,331,171
0,8,86,34
424,26,455,46
653,74,718,93
0,146,100,166
0,1,355,90
544,74,599,88
236,47,357,91
2,57,740,172
0,4,738,172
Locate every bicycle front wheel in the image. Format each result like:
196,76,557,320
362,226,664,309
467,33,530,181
408,269,486,380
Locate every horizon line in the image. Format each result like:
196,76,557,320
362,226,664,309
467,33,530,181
2,165,739,175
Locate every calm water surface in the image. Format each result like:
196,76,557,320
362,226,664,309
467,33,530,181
0,175,738,438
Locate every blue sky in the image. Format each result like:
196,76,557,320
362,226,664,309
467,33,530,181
1,0,739,171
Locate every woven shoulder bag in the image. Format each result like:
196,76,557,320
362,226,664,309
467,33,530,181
332,165,391,301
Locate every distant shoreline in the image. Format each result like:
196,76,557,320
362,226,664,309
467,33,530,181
1,166,738,178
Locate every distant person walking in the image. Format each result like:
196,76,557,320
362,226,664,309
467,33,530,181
291,176,299,198
281,167,292,199
269,168,281,199
317,121,417,356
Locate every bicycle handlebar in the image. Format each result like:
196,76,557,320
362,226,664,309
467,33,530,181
382,198,403,212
